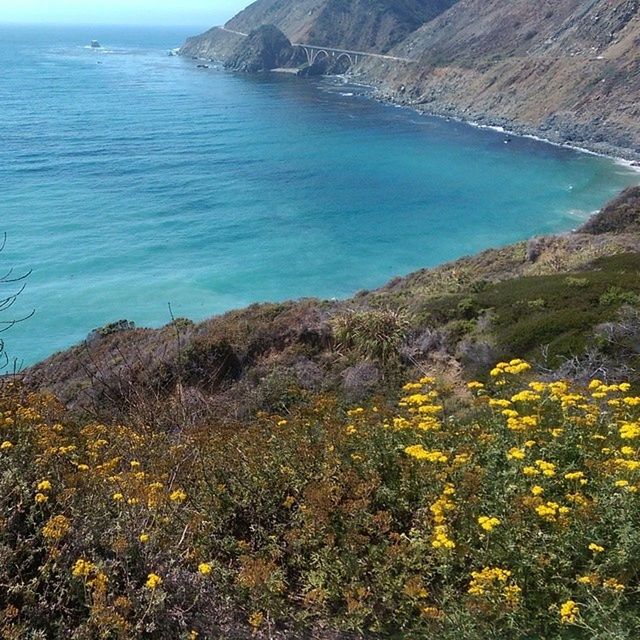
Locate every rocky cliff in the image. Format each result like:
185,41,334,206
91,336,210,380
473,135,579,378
224,24,295,72
362,0,640,159
180,0,458,60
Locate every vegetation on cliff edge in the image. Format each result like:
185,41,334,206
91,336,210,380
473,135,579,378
1,361,640,638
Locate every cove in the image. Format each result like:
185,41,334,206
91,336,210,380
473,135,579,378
0,25,637,366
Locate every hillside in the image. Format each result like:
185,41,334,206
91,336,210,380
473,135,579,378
4,188,640,640
180,0,458,60
23,187,640,427
358,0,640,159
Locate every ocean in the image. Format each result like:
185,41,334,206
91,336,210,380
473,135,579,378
0,24,638,366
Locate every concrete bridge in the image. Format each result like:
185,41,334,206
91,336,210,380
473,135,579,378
293,43,414,67
217,26,415,67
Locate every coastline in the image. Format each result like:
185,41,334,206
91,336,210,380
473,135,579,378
187,51,640,172
363,81,640,170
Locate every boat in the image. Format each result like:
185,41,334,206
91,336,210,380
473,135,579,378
90,40,101,49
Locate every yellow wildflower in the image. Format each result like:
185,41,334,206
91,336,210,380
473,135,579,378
559,600,579,624
478,516,501,532
404,445,448,463
431,525,456,549
249,612,264,629
145,573,162,590
620,422,640,439
536,460,556,477
169,489,187,503
42,515,71,540
72,559,96,578
603,578,625,592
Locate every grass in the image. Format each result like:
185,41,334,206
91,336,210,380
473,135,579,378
406,254,640,369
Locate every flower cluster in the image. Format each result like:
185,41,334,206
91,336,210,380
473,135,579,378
1,361,639,638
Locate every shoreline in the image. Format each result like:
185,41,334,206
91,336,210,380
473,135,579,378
184,52,640,170
362,83,640,171
287,64,640,169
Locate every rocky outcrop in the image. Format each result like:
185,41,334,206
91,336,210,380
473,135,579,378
224,25,295,72
579,186,640,234
180,26,244,60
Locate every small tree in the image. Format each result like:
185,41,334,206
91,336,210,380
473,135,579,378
0,233,32,371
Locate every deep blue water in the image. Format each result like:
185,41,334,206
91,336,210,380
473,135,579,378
0,25,638,366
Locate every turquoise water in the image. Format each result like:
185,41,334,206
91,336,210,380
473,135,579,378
0,25,638,366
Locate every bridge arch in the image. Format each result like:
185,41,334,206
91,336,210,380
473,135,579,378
300,46,313,66
335,52,354,68
311,49,330,66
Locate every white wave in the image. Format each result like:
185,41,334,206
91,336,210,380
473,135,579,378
566,208,599,220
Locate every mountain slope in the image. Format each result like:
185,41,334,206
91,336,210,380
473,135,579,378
227,0,459,51
180,0,459,59
363,0,640,158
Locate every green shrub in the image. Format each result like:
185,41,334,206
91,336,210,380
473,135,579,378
332,308,409,366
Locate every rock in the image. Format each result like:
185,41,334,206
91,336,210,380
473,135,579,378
225,25,294,73
297,59,329,77
579,187,640,235
526,237,548,262
341,362,380,401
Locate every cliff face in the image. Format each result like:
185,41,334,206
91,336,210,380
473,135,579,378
180,0,459,60
363,0,640,158
224,25,295,72
226,0,459,51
